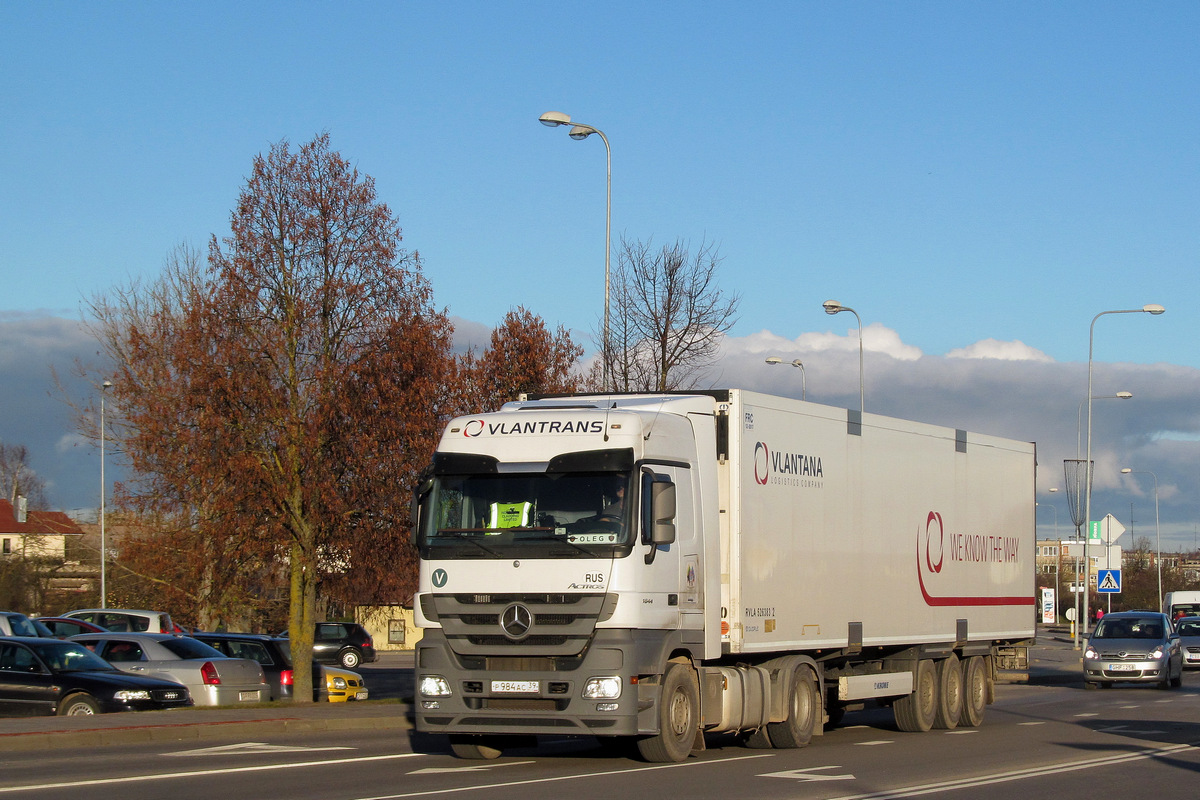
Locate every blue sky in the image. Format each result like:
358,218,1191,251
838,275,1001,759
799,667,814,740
2,3,1198,552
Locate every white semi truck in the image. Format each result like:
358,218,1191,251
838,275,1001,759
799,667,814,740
412,390,1035,762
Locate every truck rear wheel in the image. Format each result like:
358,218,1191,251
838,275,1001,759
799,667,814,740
766,667,818,748
637,663,700,763
960,656,987,727
933,654,963,729
448,734,503,759
893,659,936,732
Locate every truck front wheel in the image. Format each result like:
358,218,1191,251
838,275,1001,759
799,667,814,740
448,734,503,759
766,666,818,748
637,663,699,763
894,659,937,732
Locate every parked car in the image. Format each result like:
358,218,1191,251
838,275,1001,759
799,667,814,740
36,617,107,639
70,632,266,706
62,608,178,633
191,632,367,702
279,623,376,669
0,612,43,637
1083,610,1183,689
1174,615,1200,669
0,636,191,716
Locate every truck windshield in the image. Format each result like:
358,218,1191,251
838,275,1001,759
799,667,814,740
421,471,633,558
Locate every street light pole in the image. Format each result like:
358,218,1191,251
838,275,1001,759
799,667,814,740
1076,392,1133,458
1122,468,1162,612
822,300,863,414
1083,305,1164,644
539,111,611,391
100,379,113,609
765,356,806,400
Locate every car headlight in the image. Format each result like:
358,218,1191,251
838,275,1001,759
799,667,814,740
332,677,347,690
582,676,622,700
113,690,151,701
1151,646,1166,660
419,675,452,697
1085,646,1097,659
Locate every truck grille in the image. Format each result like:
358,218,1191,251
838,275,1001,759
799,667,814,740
432,593,607,656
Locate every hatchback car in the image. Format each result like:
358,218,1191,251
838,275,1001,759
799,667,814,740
62,608,177,633
1083,611,1183,689
192,632,368,702
0,612,43,637
279,623,376,669
70,632,266,706
1174,615,1200,669
0,636,191,716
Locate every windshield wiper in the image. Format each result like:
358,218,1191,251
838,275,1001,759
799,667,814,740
435,530,502,556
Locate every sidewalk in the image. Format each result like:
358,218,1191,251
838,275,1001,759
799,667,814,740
0,636,1082,752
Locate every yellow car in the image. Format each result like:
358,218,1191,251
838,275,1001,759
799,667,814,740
317,664,368,702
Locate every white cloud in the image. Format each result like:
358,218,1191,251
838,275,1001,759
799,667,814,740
946,339,1054,362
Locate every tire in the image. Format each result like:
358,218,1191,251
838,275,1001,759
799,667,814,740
58,694,100,716
825,703,846,730
960,656,987,727
1171,662,1183,688
766,667,818,748
742,727,773,749
894,659,937,733
637,663,700,763
339,648,361,669
449,734,503,759
933,654,963,730
1084,680,1099,690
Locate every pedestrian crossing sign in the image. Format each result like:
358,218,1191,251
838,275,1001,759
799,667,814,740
1097,569,1121,593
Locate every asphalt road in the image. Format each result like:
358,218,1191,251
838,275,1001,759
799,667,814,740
3,642,1198,800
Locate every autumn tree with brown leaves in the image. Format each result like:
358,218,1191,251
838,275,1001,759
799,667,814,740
462,307,583,411
86,134,456,701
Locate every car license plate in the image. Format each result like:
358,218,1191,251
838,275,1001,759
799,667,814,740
354,690,369,700
491,680,539,693
1108,663,1137,672
239,690,261,701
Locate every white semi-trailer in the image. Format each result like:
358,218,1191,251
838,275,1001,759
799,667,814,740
412,390,1035,762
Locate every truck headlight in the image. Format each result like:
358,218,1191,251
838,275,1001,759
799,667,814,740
419,675,452,697
113,690,151,701
582,676,622,699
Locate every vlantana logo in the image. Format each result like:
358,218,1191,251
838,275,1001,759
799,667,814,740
753,441,824,487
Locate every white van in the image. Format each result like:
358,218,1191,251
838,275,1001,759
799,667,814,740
1163,592,1200,621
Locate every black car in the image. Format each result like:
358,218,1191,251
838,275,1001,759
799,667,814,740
192,632,367,701
279,623,377,669
0,636,192,716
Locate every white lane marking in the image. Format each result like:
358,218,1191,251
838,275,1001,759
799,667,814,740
410,761,535,775
759,765,855,782
855,740,893,746
0,752,426,795
945,730,977,735
819,742,1195,800
168,742,355,756
1017,722,1046,726
357,753,777,799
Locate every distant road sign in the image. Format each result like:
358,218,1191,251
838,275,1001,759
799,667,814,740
1097,569,1122,594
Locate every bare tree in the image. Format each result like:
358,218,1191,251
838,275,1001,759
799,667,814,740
0,443,48,510
606,237,740,391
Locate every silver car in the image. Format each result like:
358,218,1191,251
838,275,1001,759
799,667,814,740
70,633,266,706
1083,611,1183,689
1174,615,1200,669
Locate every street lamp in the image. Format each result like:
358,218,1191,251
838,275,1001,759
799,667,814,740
1122,468,1162,612
100,379,113,609
1076,392,1133,458
822,300,863,414
539,111,611,391
765,356,805,400
1082,304,1164,647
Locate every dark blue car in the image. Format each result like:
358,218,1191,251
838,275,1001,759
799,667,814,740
0,636,192,716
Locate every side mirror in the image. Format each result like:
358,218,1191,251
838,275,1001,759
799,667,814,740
411,476,433,545
649,481,677,546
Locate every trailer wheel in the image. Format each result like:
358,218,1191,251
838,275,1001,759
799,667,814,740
960,656,987,727
637,663,699,763
766,667,818,748
448,734,503,759
893,659,937,732
933,654,963,729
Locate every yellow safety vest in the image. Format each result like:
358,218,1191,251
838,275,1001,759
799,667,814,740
488,502,532,529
